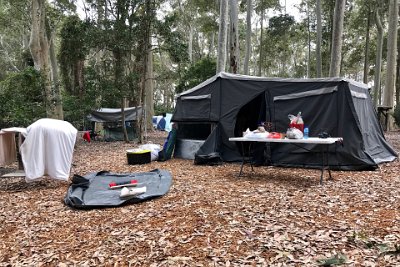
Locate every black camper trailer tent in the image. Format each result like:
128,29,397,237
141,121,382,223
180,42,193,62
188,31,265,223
172,72,397,170
87,107,142,141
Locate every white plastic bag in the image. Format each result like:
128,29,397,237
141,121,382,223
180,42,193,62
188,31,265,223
139,143,161,161
286,128,304,139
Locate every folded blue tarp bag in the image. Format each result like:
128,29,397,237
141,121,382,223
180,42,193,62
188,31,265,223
64,169,172,209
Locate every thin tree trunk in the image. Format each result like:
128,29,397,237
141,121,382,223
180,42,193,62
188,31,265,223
329,0,345,77
244,0,252,75
229,0,239,74
188,24,193,63
306,2,311,78
383,0,398,130
145,33,154,133
396,26,400,105
374,8,383,107
209,32,215,57
258,7,265,76
363,8,371,84
49,30,63,120
137,0,152,143
115,49,129,142
216,0,228,73
316,0,322,77
121,98,129,143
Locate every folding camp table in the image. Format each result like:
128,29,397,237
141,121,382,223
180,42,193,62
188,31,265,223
229,137,343,185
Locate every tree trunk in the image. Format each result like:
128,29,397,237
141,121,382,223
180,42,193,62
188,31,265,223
229,0,239,74
258,7,265,76
145,33,154,133
316,0,322,77
383,0,398,130
209,32,215,57
188,23,193,63
114,48,129,142
137,0,153,143
396,26,400,105
306,2,311,78
363,9,371,84
121,98,129,143
373,8,384,107
216,0,228,73
49,29,63,120
244,0,252,75
29,0,55,118
329,0,345,77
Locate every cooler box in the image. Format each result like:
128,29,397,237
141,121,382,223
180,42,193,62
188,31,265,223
126,149,151,165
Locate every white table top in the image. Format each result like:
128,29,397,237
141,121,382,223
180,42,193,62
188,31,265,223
229,136,342,144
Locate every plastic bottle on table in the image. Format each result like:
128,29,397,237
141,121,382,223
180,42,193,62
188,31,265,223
304,127,309,139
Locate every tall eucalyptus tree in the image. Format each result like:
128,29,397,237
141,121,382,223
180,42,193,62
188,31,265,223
373,7,383,107
229,0,239,73
244,0,252,75
383,0,398,128
216,0,228,73
30,0,63,119
329,0,345,77
316,0,322,77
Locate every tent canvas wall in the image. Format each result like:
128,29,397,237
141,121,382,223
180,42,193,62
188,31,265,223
87,107,142,141
172,72,397,170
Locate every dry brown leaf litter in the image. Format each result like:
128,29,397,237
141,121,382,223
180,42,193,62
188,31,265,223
0,131,399,266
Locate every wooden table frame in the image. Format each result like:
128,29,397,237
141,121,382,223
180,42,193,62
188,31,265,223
229,137,343,185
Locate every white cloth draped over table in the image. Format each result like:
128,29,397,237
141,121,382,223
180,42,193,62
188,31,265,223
20,119,77,182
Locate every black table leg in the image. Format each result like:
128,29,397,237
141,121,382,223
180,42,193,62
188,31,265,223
320,144,333,185
238,141,254,177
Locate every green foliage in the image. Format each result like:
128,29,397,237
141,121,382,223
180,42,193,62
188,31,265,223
154,105,174,116
59,15,91,94
176,57,216,94
268,14,295,37
393,105,400,127
155,13,189,64
0,67,46,128
63,67,101,129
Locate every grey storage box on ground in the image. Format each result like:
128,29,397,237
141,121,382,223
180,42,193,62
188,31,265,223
174,139,205,159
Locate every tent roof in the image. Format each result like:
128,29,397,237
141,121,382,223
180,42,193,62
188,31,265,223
87,107,142,122
177,72,369,97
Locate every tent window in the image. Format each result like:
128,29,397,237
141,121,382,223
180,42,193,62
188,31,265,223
176,123,214,140
180,95,211,120
273,86,338,101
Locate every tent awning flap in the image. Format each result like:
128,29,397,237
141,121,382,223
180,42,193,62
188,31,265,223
87,107,142,122
350,90,367,99
273,86,338,101
181,94,211,100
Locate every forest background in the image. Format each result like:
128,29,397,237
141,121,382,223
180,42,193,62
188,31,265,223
0,0,400,141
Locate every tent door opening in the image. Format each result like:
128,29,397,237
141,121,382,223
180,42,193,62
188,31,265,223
234,93,268,164
234,93,267,137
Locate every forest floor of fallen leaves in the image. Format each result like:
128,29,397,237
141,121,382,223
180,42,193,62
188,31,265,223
0,130,399,266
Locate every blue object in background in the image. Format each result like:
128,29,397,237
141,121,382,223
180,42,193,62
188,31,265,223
304,127,309,139
157,117,166,130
